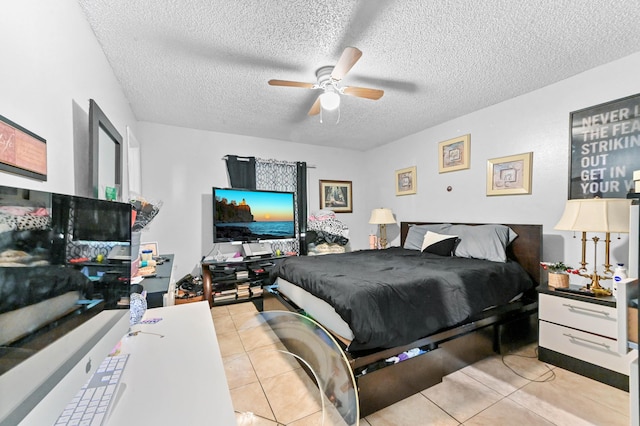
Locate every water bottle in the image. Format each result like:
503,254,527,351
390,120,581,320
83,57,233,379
612,263,627,297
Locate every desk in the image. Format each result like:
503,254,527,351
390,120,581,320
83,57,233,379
138,254,174,308
106,302,235,425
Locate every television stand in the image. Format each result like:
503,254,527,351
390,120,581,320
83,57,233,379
201,255,291,308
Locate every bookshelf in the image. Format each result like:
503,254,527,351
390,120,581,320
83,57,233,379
201,255,288,307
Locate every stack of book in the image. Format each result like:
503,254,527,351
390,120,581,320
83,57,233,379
236,282,250,299
214,288,237,303
236,269,249,280
250,285,263,298
213,282,237,303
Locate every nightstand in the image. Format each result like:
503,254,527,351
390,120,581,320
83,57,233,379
538,285,630,390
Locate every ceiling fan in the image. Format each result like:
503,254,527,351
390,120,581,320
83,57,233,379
268,47,384,116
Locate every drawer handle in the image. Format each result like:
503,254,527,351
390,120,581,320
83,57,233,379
563,333,611,350
562,303,610,317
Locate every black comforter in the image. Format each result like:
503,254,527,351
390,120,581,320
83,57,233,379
0,266,91,314
270,247,535,351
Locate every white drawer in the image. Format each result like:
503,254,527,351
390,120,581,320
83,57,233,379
539,321,628,375
539,293,617,338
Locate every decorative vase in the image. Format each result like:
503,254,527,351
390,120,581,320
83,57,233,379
129,292,147,326
549,272,570,288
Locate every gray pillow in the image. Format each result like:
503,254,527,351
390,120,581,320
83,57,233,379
403,223,452,250
447,224,517,263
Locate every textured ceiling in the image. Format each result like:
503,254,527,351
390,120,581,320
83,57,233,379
78,0,640,151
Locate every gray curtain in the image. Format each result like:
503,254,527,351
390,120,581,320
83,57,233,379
225,155,256,189
297,162,307,255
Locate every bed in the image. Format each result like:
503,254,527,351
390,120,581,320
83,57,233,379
0,204,93,348
264,221,542,416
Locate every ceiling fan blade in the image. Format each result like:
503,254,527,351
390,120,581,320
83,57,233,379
268,79,315,89
343,86,384,100
308,97,321,116
331,47,362,81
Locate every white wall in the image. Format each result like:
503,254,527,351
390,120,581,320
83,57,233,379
135,122,368,277
0,0,136,195
364,52,640,286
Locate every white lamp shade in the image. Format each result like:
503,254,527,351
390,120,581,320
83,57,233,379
320,91,340,111
554,198,631,233
369,208,395,225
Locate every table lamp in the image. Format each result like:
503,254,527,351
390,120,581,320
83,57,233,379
369,208,396,249
554,197,631,296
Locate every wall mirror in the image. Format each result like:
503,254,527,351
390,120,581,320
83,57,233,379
89,99,122,200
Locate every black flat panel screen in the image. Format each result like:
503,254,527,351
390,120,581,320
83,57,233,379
213,187,295,242
72,197,131,242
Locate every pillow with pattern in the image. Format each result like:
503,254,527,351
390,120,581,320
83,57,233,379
421,231,458,256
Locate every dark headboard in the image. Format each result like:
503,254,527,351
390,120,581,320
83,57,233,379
400,222,542,286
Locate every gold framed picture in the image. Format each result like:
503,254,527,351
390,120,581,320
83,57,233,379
395,166,417,195
438,134,470,173
486,152,533,196
319,180,352,213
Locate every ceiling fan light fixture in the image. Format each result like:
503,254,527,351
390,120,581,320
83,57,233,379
320,91,340,111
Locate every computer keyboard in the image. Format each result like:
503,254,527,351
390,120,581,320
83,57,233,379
54,353,129,426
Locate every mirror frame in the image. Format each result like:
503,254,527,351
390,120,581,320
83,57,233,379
89,99,122,199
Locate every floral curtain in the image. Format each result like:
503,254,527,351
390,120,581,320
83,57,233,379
256,158,306,255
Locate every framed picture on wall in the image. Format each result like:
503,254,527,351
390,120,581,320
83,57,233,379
438,134,470,173
0,114,47,181
569,93,640,199
486,152,533,196
395,166,417,195
319,180,352,213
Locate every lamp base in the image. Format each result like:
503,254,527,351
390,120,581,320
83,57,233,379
379,224,388,249
580,285,612,297
580,275,612,297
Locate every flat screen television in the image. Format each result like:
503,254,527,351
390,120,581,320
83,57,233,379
213,187,295,242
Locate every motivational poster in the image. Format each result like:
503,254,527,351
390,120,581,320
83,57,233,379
569,94,640,199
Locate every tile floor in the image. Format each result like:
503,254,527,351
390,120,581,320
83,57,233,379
213,303,630,426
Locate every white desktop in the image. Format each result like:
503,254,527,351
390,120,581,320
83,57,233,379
0,310,130,425
105,302,235,425
1,302,234,425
